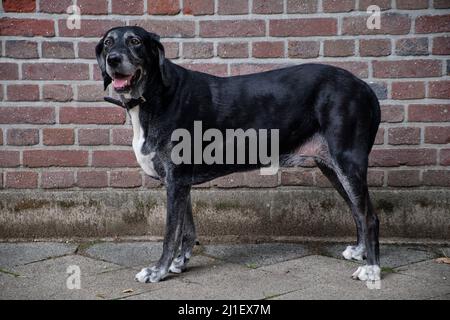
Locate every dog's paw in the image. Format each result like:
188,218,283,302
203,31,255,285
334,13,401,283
169,256,188,274
351,265,381,281
135,266,167,283
342,245,365,261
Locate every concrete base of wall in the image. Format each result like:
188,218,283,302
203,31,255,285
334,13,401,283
0,188,449,240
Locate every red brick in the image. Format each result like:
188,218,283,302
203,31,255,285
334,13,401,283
200,20,265,37
58,19,125,37
5,172,38,189
76,171,108,188
253,0,283,14
78,0,108,14
342,13,410,35
5,40,38,59
373,60,441,78
78,42,97,59
0,18,54,37
43,85,73,102
183,0,214,15
440,149,450,166
367,170,385,187
369,149,436,167
0,63,19,80
433,36,450,55
322,61,369,78
397,0,428,9
144,176,162,188
428,81,450,99
3,0,36,12
280,170,314,186
211,173,245,188
7,129,39,146
244,171,278,188
288,41,320,58
359,0,391,10
388,127,420,145
0,128,3,144
0,151,20,167
79,129,110,145
23,63,89,80
112,0,144,14
253,42,284,58
92,151,138,167
43,128,74,146
387,170,420,187
60,107,126,124
315,171,332,187
77,84,104,102
270,18,337,37
408,104,450,122
42,41,75,59
180,63,228,77
183,42,214,59
323,0,355,12
0,107,55,124
132,20,195,37
39,0,71,13
416,15,450,33
391,82,425,100
7,85,39,101
41,171,75,189
395,38,428,56
374,128,384,145
218,42,249,58
230,63,287,76
148,0,180,14
112,128,133,146
323,40,355,57
23,150,88,168
287,0,317,13
359,39,391,57
425,126,450,144
381,105,405,123
161,41,179,59
434,0,450,8
218,0,249,14
423,170,450,187
110,170,142,188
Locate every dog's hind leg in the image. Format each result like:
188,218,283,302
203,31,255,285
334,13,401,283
169,194,196,273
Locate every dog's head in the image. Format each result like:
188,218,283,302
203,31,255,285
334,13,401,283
96,26,169,97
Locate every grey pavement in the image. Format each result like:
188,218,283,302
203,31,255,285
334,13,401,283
0,241,449,300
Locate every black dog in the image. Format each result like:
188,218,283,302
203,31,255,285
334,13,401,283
96,26,381,283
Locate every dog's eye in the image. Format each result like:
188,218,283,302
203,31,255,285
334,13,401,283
130,38,141,46
104,38,113,47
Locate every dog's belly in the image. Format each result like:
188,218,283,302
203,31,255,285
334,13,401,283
129,106,159,178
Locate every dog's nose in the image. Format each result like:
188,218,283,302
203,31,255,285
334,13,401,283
107,53,122,66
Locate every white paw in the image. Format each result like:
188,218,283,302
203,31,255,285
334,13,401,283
342,245,365,261
169,256,187,274
135,266,167,283
351,265,381,281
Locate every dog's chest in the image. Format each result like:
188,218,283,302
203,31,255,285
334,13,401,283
129,106,158,178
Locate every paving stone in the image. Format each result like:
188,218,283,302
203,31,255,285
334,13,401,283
395,259,450,286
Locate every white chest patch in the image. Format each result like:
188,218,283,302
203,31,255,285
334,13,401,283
129,106,158,178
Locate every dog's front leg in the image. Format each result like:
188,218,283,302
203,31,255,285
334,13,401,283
135,183,191,283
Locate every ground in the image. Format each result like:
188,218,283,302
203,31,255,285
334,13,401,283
0,241,449,300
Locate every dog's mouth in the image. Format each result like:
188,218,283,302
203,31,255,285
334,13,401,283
112,69,141,92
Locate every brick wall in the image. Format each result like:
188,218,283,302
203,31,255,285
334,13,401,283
0,0,449,191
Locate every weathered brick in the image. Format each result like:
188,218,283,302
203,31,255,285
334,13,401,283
183,0,214,15
342,13,410,35
387,170,420,187
359,0,391,10
288,41,320,58
78,0,108,15
218,0,249,14
112,128,133,146
369,149,436,167
110,170,142,188
395,38,428,56
0,128,3,144
391,81,425,100
0,107,55,124
148,0,180,14
433,36,450,55
425,126,450,144
423,170,450,187
144,175,162,188
230,63,287,76
77,84,105,101
58,19,125,37
270,18,337,37
244,171,278,188
41,171,75,189
252,42,285,58
281,170,314,186
434,0,450,8
253,0,283,14
0,63,19,80
79,129,110,145
43,128,74,146
39,0,71,13
218,42,249,58
92,150,138,167
369,82,388,100
0,18,54,37
287,0,317,13
416,15,450,33
201,20,265,37
3,0,36,12
132,20,195,37
23,150,89,167
322,61,369,78
183,42,214,59
367,170,385,187
112,0,144,14
42,41,75,59
211,173,245,188
323,0,355,12
323,40,355,57
381,105,405,123
397,0,428,9
5,40,38,59
23,63,89,80
0,151,20,167
428,80,450,99
374,128,384,145
180,63,228,77
76,171,108,188
388,127,420,145
7,129,39,146
5,172,38,189
78,42,97,59
440,149,450,166
59,107,126,124
359,39,391,57
373,60,441,78
408,104,450,122
161,41,179,59
7,85,39,101
43,85,73,102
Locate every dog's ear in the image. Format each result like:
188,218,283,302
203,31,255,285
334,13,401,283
95,38,112,90
144,32,170,87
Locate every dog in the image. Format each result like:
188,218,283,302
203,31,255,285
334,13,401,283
96,26,381,283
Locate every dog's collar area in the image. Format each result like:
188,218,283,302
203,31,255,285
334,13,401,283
104,96,146,110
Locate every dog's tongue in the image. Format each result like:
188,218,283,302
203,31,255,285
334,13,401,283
113,75,133,89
